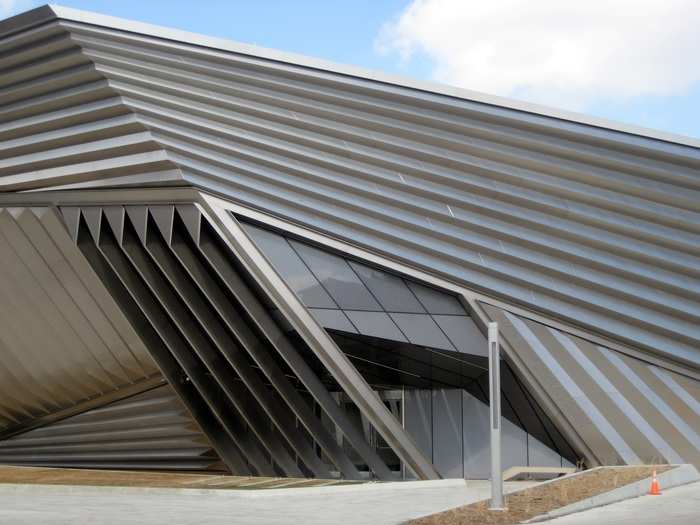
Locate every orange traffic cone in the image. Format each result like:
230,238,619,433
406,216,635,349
648,470,662,496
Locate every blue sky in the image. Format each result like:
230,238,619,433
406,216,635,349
3,0,699,140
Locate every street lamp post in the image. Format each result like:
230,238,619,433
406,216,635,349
488,321,505,510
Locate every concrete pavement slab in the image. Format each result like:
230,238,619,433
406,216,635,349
0,479,536,525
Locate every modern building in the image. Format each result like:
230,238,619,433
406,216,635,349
0,5,698,481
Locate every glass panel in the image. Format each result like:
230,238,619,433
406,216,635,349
433,315,488,357
242,224,336,308
404,389,432,479
462,390,491,479
343,310,408,342
406,281,466,315
349,261,426,313
290,240,381,311
433,389,464,478
389,313,455,351
309,308,358,333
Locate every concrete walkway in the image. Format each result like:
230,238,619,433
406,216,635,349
0,479,535,525
542,481,700,524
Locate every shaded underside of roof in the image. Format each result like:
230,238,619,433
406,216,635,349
0,384,225,471
0,206,160,434
0,5,699,371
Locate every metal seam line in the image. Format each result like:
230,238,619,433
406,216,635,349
504,311,641,465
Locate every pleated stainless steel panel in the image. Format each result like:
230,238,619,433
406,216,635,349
483,303,700,469
0,11,180,192
2,6,697,371
0,206,160,434
0,384,225,471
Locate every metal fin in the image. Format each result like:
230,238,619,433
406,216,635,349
176,204,201,245
60,207,81,241
103,206,126,245
125,206,149,245
149,205,175,245
81,207,103,243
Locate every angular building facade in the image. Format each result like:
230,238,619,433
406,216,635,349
0,5,698,480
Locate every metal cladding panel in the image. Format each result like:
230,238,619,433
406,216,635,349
0,206,159,434
404,390,432,468
483,303,700,468
0,384,225,471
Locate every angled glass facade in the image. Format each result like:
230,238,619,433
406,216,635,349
242,220,579,477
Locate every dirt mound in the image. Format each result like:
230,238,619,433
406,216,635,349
407,465,669,525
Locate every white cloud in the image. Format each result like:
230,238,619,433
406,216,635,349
0,0,21,17
0,0,14,12
377,0,700,110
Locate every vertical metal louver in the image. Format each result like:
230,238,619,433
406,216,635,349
64,203,402,480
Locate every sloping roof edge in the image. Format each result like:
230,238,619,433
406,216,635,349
2,4,698,153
